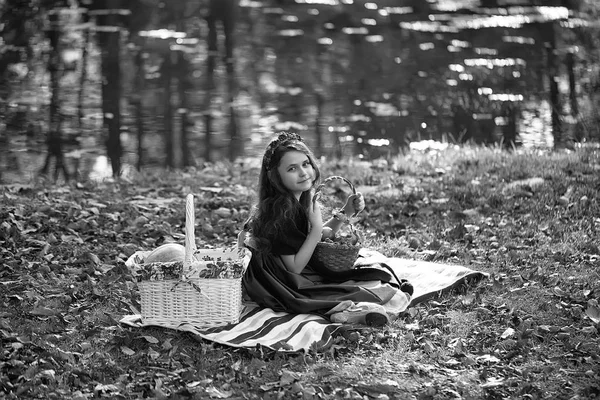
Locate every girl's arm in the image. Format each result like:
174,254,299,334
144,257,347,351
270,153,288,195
280,198,323,274
323,192,365,235
280,228,321,274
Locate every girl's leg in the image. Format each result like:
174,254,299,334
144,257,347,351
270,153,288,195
328,302,390,327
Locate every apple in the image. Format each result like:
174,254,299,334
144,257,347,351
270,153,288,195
321,226,335,241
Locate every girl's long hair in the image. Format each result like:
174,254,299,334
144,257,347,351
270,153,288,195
246,138,321,253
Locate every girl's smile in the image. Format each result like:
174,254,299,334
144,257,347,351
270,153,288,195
277,150,315,199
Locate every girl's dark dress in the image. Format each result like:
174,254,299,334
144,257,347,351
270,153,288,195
242,212,399,315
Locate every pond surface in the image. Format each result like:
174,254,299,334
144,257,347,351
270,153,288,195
1,0,576,184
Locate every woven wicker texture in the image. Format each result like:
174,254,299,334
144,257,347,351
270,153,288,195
312,176,361,273
139,278,243,327
312,241,361,272
138,194,245,328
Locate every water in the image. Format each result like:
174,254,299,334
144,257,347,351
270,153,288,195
1,0,576,184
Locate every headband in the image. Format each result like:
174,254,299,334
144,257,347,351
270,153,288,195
263,132,304,170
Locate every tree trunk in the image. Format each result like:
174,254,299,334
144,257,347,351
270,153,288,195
133,48,145,170
178,52,192,167
204,2,217,163
228,106,239,161
222,0,240,161
102,29,123,176
162,54,174,168
315,91,324,157
97,2,124,177
175,5,192,168
243,5,266,109
206,0,240,162
549,66,562,148
502,103,518,150
204,113,212,163
566,50,578,118
543,22,563,149
77,9,89,130
40,10,69,181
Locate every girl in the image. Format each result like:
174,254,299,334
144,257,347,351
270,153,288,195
240,132,412,326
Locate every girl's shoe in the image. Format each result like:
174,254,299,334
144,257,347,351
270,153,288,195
400,280,414,296
329,302,390,327
365,312,389,327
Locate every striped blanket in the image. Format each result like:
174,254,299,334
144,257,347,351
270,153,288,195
120,249,487,352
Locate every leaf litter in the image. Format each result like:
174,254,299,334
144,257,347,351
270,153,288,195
1,146,599,399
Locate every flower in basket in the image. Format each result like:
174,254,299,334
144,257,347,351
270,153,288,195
134,247,250,282
195,259,246,279
136,261,184,282
190,248,250,279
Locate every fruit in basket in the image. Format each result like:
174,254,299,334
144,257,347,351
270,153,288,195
144,243,185,263
321,226,335,241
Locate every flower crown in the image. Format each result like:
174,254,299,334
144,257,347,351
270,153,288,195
263,131,304,170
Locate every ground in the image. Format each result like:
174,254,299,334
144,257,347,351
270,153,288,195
1,144,599,399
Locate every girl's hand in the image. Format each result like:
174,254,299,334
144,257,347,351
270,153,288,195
309,194,324,233
237,231,246,249
343,192,365,216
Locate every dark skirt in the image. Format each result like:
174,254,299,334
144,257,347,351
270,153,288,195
242,250,399,316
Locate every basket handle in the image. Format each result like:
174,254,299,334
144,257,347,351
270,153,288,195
179,194,210,299
184,194,197,274
313,176,359,217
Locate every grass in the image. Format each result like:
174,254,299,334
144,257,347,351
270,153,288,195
1,143,599,399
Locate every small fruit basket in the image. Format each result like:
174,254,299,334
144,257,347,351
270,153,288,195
311,176,363,274
135,194,250,328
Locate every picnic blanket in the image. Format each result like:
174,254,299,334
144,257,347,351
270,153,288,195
120,249,487,352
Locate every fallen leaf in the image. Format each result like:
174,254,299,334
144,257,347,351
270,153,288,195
585,303,600,324
30,306,60,316
461,293,476,305
476,354,500,363
422,340,436,353
86,252,101,265
213,207,232,218
139,335,159,344
480,377,505,388
94,383,120,395
463,209,481,220
280,369,300,386
259,382,280,391
355,379,399,395
500,327,515,339
578,341,598,352
36,369,56,381
162,338,173,350
553,286,568,298
147,347,160,360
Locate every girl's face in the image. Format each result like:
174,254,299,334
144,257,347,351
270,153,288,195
276,150,316,200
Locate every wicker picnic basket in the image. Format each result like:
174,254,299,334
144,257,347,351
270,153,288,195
137,194,250,328
311,176,362,274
